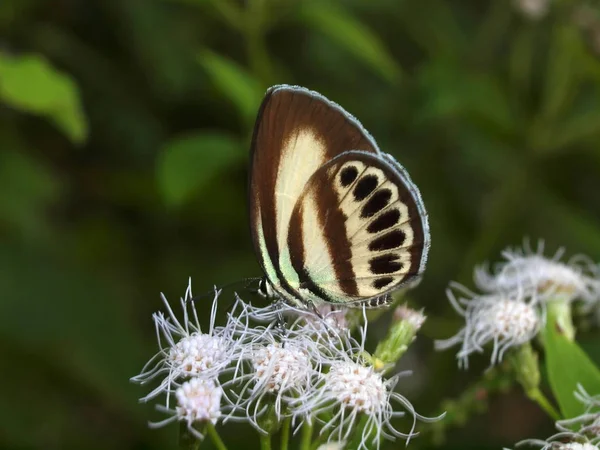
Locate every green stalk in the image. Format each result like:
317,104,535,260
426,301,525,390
300,423,313,450
527,388,561,421
424,366,514,446
280,417,291,450
178,422,201,450
260,433,272,450
206,423,228,450
508,343,561,421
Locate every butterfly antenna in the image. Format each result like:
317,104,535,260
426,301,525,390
189,278,260,301
189,277,262,313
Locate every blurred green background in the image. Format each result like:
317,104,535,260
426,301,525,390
2,0,600,449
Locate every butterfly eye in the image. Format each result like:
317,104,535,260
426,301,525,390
340,166,359,187
353,175,379,200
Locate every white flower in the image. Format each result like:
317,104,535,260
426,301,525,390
514,0,550,20
513,439,598,449
303,304,351,335
514,386,600,450
393,304,426,330
559,444,599,450
131,279,239,404
291,317,440,450
252,342,312,394
233,297,351,339
316,442,346,450
176,378,222,423
224,319,324,431
435,282,542,367
294,361,421,450
475,242,600,306
555,385,600,444
150,377,223,439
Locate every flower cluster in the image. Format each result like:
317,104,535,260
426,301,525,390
554,385,600,446
512,385,600,449
132,279,435,449
436,242,600,367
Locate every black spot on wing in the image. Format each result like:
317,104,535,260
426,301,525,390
369,229,406,251
353,175,378,201
369,254,403,274
367,209,401,234
373,277,394,289
361,189,392,218
340,166,358,187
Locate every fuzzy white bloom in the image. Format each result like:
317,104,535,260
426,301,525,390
300,304,351,336
475,242,600,306
150,377,223,438
235,297,352,340
316,442,346,450
435,282,542,367
555,385,600,444
251,342,312,394
563,444,599,450
131,280,240,404
514,0,550,20
513,386,600,450
513,439,598,449
176,378,223,424
224,303,326,431
560,444,599,450
393,304,426,330
134,280,434,447
291,317,440,450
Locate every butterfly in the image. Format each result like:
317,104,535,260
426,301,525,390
250,85,430,309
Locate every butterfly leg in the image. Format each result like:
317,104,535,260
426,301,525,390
275,307,289,337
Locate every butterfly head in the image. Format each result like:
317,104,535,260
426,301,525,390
257,277,277,299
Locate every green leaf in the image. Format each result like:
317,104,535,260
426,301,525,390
157,131,242,206
417,61,515,134
396,0,464,58
543,109,600,153
0,241,159,448
197,50,263,122
541,26,583,122
299,2,401,83
0,148,62,237
0,52,88,144
543,303,600,418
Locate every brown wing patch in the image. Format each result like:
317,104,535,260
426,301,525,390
249,86,380,302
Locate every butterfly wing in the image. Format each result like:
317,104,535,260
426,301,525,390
249,85,380,304
287,150,429,306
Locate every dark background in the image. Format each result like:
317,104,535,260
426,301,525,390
1,0,600,449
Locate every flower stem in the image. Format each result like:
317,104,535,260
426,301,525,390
424,366,514,446
206,423,228,450
178,422,201,450
507,343,560,421
300,423,313,450
527,387,561,421
260,433,272,450
280,417,291,450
